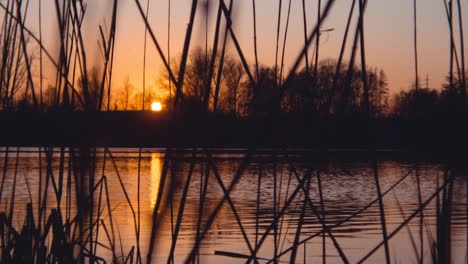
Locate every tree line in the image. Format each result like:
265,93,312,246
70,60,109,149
149,46,466,119
6,45,467,119
144,46,392,118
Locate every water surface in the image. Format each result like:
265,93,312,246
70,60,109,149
0,148,466,263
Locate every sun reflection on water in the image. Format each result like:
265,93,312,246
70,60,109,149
150,153,161,208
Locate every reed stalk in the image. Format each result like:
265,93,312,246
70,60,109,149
213,0,233,111
414,0,419,91
314,0,322,86
252,0,260,80
274,0,283,87
279,0,292,86
184,152,251,263
456,0,466,105
357,170,453,263
173,0,199,107
203,2,223,111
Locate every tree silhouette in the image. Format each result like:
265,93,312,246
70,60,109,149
217,56,245,116
282,59,389,117
440,72,467,113
392,87,439,118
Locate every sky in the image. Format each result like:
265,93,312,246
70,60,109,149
25,0,468,96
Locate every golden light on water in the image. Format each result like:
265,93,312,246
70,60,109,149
150,153,161,208
151,101,162,112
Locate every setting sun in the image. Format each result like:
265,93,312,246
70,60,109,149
151,101,162,112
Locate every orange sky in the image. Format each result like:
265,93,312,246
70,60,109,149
27,0,468,97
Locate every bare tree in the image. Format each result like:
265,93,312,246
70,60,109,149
218,56,245,116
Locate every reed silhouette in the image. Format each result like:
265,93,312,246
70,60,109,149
0,0,466,263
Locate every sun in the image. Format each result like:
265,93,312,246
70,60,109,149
151,101,162,112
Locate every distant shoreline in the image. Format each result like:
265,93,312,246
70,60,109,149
0,111,467,156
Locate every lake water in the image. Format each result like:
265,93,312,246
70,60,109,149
0,148,466,263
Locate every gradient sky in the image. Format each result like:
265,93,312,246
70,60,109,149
26,0,468,97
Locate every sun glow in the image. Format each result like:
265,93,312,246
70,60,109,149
151,101,162,112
